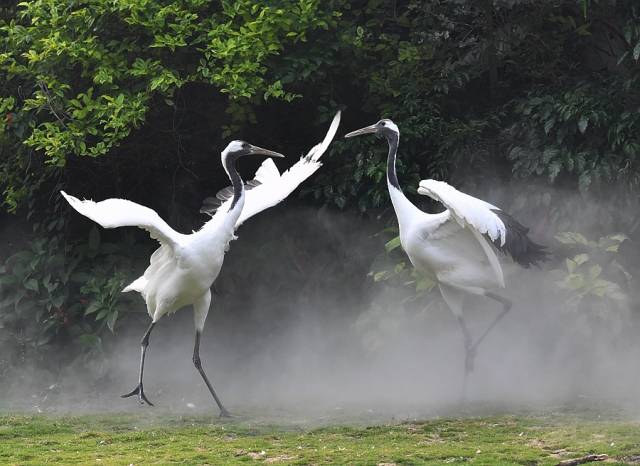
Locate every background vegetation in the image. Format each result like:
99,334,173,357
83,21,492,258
0,0,639,380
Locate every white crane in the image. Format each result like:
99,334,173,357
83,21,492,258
345,119,546,383
61,111,341,416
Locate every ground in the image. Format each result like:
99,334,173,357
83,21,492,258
2,406,640,465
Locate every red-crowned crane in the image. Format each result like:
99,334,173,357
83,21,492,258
61,112,341,416
345,118,546,386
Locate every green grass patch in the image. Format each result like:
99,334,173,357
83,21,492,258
1,411,639,465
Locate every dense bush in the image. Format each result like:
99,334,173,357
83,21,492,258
0,0,639,362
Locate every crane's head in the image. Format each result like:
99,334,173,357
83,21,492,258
344,119,399,139
222,140,284,163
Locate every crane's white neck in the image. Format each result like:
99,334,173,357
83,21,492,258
388,181,423,230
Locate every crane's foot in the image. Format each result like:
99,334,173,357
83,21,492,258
121,383,154,406
219,407,232,418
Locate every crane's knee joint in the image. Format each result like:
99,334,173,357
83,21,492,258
192,356,202,369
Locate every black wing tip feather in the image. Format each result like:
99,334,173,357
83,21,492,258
200,180,262,216
200,197,222,216
491,209,550,268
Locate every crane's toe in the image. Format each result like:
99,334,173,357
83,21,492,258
121,383,154,406
219,408,232,418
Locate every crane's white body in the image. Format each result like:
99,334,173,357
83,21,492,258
388,176,508,318
61,169,243,330
345,118,544,379
60,112,341,412
344,118,518,325
390,179,508,299
62,111,341,331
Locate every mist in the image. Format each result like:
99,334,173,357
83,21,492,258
2,187,640,424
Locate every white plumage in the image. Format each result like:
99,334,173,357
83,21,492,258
345,118,546,383
204,111,341,227
417,179,506,246
60,112,341,415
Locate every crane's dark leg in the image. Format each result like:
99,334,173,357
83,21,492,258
193,331,230,417
470,292,512,353
121,322,156,406
456,315,476,400
456,316,477,376
439,284,475,395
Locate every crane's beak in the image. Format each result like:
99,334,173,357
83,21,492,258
247,145,285,158
344,124,378,138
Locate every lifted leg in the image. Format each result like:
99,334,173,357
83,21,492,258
455,293,512,394
456,316,476,375
471,292,512,353
193,331,230,417
121,322,156,406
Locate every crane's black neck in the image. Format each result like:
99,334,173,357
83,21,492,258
386,132,401,190
223,154,244,211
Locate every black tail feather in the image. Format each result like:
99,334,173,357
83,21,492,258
490,210,549,268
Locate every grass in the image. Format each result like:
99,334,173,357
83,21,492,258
1,409,640,465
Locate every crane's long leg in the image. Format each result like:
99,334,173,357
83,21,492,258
439,284,476,395
121,321,156,406
192,290,230,417
193,331,230,417
470,292,512,353
456,316,476,375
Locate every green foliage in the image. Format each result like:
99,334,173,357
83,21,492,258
369,230,436,302
553,232,631,328
0,218,143,365
1,0,639,362
0,0,336,210
508,80,640,192
304,1,640,218
505,3,640,194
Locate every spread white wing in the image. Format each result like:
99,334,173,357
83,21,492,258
417,179,506,245
60,191,183,250
417,179,506,287
202,111,341,229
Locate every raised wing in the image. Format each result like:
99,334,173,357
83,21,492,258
417,179,506,287
417,179,548,269
417,179,506,245
60,191,183,249
201,111,341,228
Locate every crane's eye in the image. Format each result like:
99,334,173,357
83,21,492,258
242,143,249,149
380,121,386,126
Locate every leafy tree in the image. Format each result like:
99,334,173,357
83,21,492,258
0,0,336,210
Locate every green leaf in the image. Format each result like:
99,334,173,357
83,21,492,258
384,236,401,253
96,308,110,320
573,253,589,266
51,294,64,308
556,232,589,245
24,278,39,292
588,264,601,280
609,234,628,243
0,275,18,286
84,301,101,315
372,271,388,282
577,116,588,134
106,311,119,333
